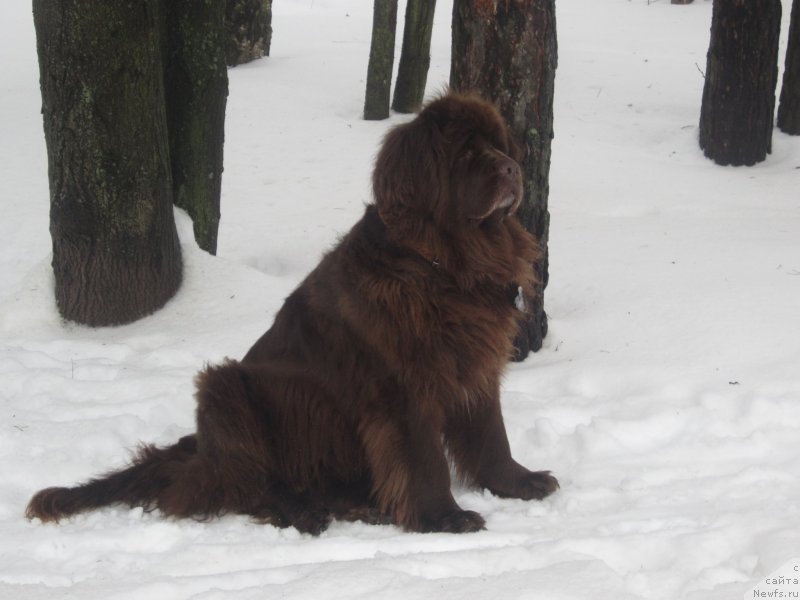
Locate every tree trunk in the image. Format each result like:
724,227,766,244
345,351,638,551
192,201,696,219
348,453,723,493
392,0,437,114
364,0,399,120
699,0,782,166
451,0,557,359
164,0,229,255
778,0,800,134
33,0,182,327
225,0,273,67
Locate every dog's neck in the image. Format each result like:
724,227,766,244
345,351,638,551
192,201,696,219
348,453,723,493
407,243,441,270
364,205,440,270
369,203,536,294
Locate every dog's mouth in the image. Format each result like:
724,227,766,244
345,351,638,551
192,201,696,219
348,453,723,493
496,193,518,215
490,183,522,219
466,190,521,225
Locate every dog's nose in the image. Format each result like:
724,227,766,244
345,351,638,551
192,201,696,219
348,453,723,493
499,157,520,179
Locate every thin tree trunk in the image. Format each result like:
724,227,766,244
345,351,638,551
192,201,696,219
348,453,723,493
699,0,782,166
778,0,800,134
364,0,399,121
392,0,437,114
164,0,229,255
451,0,557,358
33,0,182,327
225,0,273,67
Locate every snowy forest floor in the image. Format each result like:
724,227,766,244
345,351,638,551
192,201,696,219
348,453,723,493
1,1,799,599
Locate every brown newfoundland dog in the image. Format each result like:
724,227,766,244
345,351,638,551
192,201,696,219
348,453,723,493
27,93,558,534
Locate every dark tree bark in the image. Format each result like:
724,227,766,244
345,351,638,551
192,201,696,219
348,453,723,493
778,0,800,134
364,0,399,120
33,0,183,327
392,0,437,114
225,0,273,67
451,0,557,359
699,0,782,166
164,0,229,254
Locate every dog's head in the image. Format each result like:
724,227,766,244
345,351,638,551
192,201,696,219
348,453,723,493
372,93,524,232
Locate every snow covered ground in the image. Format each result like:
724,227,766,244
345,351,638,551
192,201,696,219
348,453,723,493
2,0,799,598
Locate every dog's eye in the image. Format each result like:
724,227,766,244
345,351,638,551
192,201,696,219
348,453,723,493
460,149,475,162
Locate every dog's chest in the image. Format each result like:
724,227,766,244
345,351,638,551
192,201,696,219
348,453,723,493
431,281,518,365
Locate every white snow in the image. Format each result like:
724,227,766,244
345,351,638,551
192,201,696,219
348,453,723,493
2,0,800,598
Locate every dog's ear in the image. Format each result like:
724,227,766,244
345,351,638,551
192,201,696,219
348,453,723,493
372,115,443,219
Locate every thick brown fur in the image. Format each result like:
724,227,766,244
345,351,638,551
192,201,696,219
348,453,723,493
27,93,559,534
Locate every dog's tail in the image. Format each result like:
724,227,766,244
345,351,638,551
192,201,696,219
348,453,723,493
25,434,226,522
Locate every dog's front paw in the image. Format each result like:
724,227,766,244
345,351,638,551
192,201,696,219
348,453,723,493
293,509,332,536
513,470,560,501
422,509,486,533
489,470,559,501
